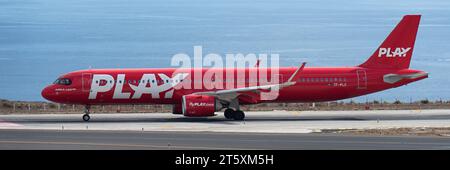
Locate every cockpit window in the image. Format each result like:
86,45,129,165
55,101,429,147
53,78,72,85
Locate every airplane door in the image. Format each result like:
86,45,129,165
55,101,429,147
356,70,367,89
82,73,92,92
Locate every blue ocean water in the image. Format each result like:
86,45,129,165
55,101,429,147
0,0,449,102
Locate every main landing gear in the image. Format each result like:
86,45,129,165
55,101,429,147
83,105,91,122
224,108,245,120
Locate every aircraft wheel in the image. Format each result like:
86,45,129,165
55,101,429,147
82,114,90,122
224,108,234,119
233,110,245,120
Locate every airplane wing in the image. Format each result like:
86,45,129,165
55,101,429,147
194,62,306,102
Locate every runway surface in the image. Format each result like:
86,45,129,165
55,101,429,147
1,110,450,133
1,110,450,149
1,129,450,149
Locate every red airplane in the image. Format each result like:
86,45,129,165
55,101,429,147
42,15,427,121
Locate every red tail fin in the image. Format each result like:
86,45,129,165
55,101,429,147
359,15,421,69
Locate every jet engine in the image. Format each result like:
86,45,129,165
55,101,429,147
182,94,220,117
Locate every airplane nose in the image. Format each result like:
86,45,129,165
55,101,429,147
41,86,55,101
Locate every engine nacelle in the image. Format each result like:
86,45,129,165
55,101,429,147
182,94,219,117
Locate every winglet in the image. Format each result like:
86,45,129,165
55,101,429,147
287,62,306,83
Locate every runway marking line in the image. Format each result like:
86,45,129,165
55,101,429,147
0,140,246,150
0,119,22,127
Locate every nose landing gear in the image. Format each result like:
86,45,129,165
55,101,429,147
83,105,91,121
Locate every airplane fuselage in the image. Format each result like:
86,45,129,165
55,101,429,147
42,67,427,105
